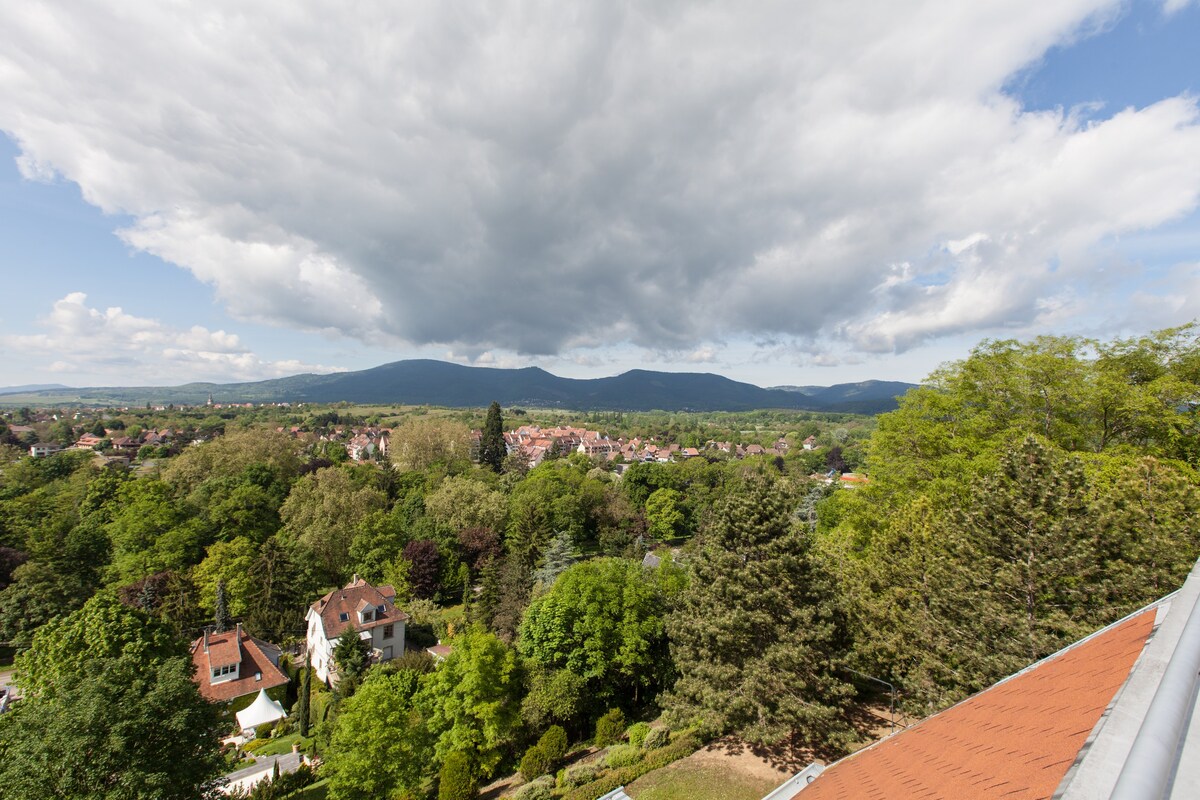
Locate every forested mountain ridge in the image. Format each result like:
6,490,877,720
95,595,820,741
0,359,916,414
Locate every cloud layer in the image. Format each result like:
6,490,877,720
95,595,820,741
2,293,338,384
2,1,1199,361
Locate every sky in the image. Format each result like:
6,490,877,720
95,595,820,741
1,0,1199,390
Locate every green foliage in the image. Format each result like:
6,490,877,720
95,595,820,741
480,401,506,473
0,654,225,800
537,724,569,765
626,721,650,747
324,668,429,800
513,776,555,800
519,558,678,704
563,734,702,800
594,708,626,747
645,487,685,540
521,666,587,731
437,751,478,800
15,593,186,697
561,763,599,788
642,726,670,750
605,743,642,769
332,631,371,698
664,476,853,747
416,627,524,779
519,744,552,781
298,665,313,738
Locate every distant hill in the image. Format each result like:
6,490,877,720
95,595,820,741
0,383,71,396
0,361,917,414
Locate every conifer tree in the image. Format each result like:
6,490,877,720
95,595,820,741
480,401,505,473
298,662,312,737
664,475,853,747
532,530,579,589
213,578,231,634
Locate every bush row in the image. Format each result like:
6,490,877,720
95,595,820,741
562,734,702,800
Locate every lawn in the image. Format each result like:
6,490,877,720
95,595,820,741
246,732,313,757
290,778,329,799
626,761,776,800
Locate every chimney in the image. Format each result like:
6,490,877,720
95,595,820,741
352,573,359,585
203,628,209,652
236,622,242,640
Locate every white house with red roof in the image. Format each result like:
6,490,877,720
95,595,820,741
306,576,408,684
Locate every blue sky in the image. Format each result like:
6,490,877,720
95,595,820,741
1,0,1199,390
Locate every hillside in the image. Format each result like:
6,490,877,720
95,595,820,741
0,360,916,413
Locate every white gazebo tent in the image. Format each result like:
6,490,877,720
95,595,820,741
236,688,287,734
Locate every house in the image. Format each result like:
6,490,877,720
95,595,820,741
306,576,408,684
773,557,1200,800
802,435,818,450
29,442,64,458
189,623,289,704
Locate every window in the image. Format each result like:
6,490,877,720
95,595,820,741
339,612,349,622
383,624,394,639
212,669,220,679
377,604,386,615
362,609,373,622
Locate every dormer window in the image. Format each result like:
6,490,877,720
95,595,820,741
377,604,385,615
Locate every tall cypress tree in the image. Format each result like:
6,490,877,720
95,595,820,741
480,401,505,473
213,578,231,634
298,663,313,737
664,475,853,747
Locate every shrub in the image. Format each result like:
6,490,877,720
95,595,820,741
519,745,552,781
594,708,626,747
254,722,274,740
563,735,703,800
626,722,650,748
605,744,642,769
642,726,670,750
438,751,477,800
538,725,569,765
560,763,599,788
514,776,555,800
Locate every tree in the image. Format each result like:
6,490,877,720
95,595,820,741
425,477,508,536
390,418,472,472
280,467,388,584
479,402,506,473
213,578,232,633
520,557,676,704
324,668,430,800
417,628,524,779
332,631,371,699
664,476,853,747
644,487,685,541
0,654,225,800
297,664,313,738
438,751,478,800
531,529,579,589
402,539,441,600
15,593,186,698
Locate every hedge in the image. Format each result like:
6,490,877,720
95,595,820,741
563,735,702,800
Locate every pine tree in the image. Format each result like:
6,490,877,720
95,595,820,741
664,475,853,747
532,530,579,590
213,578,231,634
480,401,505,473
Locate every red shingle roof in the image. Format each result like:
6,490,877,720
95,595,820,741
190,626,289,703
794,609,1156,800
310,577,408,640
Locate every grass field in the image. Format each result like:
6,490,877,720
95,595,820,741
626,760,778,800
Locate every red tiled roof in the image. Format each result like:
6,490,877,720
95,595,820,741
795,609,1156,800
190,627,289,703
310,577,407,640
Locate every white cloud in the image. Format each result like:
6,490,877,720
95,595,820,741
1,0,1199,363
1,293,340,384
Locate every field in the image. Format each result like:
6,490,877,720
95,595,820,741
625,739,792,800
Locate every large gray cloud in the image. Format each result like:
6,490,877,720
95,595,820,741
3,0,1200,358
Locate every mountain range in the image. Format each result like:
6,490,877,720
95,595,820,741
0,360,917,414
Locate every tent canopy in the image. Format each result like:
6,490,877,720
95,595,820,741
236,688,286,732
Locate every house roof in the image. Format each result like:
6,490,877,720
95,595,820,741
309,576,408,641
190,626,289,703
785,555,1200,800
790,608,1158,800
